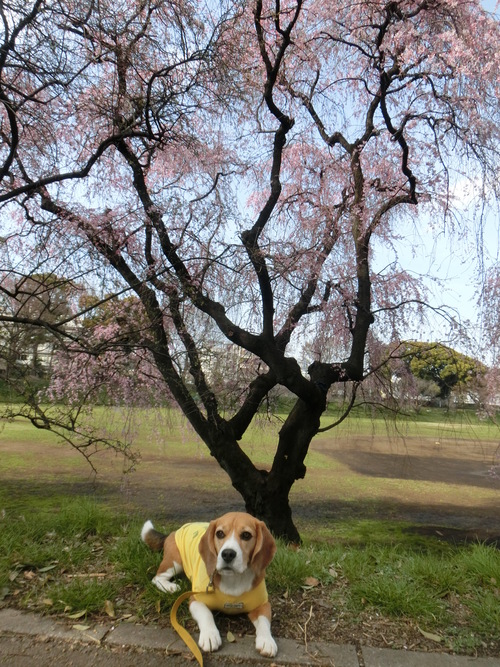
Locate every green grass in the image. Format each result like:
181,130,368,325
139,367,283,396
320,404,500,441
0,497,498,655
268,536,500,653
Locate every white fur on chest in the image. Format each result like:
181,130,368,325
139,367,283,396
218,568,255,596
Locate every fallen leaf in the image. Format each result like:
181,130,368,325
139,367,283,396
72,624,91,632
104,600,115,618
23,571,36,581
42,598,54,606
418,627,443,643
68,610,87,620
226,631,236,643
38,564,58,573
304,576,320,587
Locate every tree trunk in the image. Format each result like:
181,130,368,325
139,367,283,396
244,477,301,544
219,394,327,543
207,439,302,544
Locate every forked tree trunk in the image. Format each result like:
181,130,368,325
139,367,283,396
217,395,327,543
208,443,303,544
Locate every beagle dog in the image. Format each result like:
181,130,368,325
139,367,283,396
141,511,277,657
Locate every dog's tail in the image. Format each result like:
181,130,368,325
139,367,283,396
141,520,168,551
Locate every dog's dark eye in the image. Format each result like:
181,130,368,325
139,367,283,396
215,529,225,539
240,531,253,541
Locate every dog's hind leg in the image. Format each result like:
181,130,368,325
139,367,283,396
142,522,184,593
153,533,184,593
152,565,183,593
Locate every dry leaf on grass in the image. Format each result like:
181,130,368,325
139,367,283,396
418,627,444,643
104,600,115,617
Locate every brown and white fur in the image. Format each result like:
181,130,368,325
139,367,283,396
141,511,277,657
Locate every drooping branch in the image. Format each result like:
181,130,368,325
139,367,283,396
167,286,221,426
37,186,213,433
379,73,418,205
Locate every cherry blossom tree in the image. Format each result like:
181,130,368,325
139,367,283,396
1,0,499,541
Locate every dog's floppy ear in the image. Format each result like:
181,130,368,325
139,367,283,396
251,519,276,574
198,520,218,575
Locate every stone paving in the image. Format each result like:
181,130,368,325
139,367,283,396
1,608,499,667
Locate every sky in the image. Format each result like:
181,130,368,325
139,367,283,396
375,199,500,357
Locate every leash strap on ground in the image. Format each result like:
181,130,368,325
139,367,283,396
170,591,204,667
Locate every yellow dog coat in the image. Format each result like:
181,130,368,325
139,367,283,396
174,522,269,614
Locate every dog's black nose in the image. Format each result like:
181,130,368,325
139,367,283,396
221,548,236,563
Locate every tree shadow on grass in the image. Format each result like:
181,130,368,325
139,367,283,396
1,477,498,547
328,449,499,489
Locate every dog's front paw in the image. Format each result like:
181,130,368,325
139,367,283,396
256,634,278,657
253,615,278,657
198,627,222,652
152,574,180,594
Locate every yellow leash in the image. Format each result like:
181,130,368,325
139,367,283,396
170,591,204,666
169,579,215,667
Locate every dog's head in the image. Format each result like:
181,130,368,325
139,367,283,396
199,512,276,580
